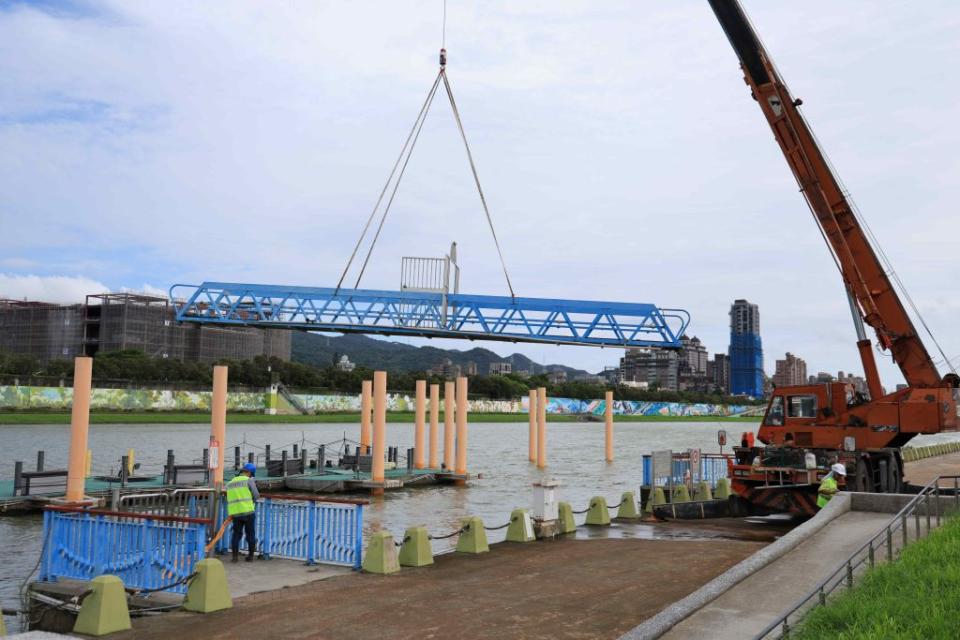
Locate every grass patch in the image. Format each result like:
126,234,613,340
0,411,761,425
792,514,960,640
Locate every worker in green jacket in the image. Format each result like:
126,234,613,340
817,463,847,509
226,463,260,562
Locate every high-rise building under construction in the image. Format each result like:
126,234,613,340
728,299,764,397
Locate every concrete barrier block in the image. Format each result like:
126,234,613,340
505,509,536,543
672,485,691,503
617,492,640,519
456,516,489,553
557,501,577,534
398,526,434,567
643,487,667,514
73,575,131,636
183,558,232,613
585,496,611,526
695,481,712,502
362,531,401,574
1,607,6,636
714,478,730,500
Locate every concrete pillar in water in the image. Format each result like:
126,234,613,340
536,387,547,469
360,380,372,453
455,377,468,476
371,371,387,490
429,383,440,469
604,390,614,463
414,380,426,469
211,365,228,486
444,381,455,471
66,356,93,503
528,389,537,463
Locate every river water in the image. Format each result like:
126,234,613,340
3,420,959,624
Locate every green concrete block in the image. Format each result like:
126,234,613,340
557,501,577,534
1,608,6,636
643,487,667,514
456,516,489,553
362,531,400,574
585,496,610,526
696,481,713,502
616,492,639,519
398,526,433,567
672,485,691,503
73,575,131,636
505,509,536,543
183,558,232,613
715,478,730,500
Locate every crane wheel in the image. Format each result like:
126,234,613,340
887,455,903,494
853,458,873,493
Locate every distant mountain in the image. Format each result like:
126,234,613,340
291,331,590,376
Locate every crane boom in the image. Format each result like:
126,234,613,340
707,0,941,390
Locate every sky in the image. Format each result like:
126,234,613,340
1,1,958,389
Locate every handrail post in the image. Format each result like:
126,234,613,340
886,527,893,562
846,561,853,589
818,588,826,606
902,513,908,547
306,502,317,565
926,493,931,532
262,498,272,559
868,540,874,568
935,484,941,526
354,504,364,569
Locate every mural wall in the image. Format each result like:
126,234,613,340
0,386,751,417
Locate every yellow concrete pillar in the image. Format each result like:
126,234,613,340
444,381,455,471
528,389,537,463
66,356,93,502
455,377,468,476
429,383,440,469
414,380,426,469
85,449,92,478
210,365,228,486
372,371,387,487
126,448,136,476
605,391,614,463
536,387,547,469
360,379,372,453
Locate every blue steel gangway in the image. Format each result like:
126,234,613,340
169,282,689,349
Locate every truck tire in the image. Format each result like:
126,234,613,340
878,458,889,492
888,456,903,493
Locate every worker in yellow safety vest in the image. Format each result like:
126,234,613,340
226,463,260,562
817,463,847,509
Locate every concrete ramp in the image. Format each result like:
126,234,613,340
661,510,891,639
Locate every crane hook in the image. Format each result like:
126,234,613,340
439,48,447,69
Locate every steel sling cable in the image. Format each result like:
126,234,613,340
351,71,443,290
335,71,443,294
441,70,517,299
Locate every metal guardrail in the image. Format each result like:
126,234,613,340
754,475,960,639
40,506,208,594
642,453,731,488
215,495,364,568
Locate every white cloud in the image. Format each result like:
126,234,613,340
0,273,110,303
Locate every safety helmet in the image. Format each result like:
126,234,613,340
242,462,257,475
831,463,847,477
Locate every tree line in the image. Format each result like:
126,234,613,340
0,350,764,406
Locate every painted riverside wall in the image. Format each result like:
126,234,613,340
0,385,752,417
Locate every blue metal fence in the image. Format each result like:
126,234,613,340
217,496,363,569
642,454,730,488
40,508,206,594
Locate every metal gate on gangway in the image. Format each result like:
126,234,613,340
40,506,207,594
216,494,365,569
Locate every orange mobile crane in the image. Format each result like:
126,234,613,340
707,0,960,514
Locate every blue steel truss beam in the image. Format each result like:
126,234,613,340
169,282,690,349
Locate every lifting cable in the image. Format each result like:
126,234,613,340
336,0,516,299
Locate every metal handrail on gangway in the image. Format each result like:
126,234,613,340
169,282,689,349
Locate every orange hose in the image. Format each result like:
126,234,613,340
205,516,233,554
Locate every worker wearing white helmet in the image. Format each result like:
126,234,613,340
817,463,847,509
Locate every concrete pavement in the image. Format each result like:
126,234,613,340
221,555,351,598
660,509,891,639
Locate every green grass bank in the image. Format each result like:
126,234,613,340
0,411,761,425
794,514,960,639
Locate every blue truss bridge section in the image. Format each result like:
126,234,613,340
169,282,690,349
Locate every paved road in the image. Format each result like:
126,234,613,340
662,511,892,640
904,450,960,486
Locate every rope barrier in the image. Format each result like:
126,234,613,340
429,527,466,540
483,519,513,531
571,506,591,514
607,499,625,509
129,572,198,596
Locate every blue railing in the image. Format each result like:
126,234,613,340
642,454,730,488
40,508,206,594
217,496,363,569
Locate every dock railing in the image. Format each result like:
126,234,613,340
642,452,730,489
215,494,366,569
754,475,960,639
40,506,208,594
